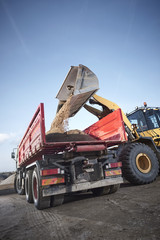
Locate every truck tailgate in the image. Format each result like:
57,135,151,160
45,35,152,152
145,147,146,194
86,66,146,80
84,108,128,142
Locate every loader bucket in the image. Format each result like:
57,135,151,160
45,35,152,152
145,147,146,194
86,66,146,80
56,64,99,117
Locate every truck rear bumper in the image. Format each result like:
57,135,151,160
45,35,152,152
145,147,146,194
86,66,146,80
42,177,123,197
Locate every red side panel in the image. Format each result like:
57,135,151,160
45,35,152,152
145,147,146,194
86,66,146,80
18,103,46,167
84,109,128,143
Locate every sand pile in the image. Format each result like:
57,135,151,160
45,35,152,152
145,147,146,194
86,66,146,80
0,173,15,186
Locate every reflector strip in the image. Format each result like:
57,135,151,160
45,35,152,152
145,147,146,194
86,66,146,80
42,177,65,186
41,168,60,176
105,169,122,177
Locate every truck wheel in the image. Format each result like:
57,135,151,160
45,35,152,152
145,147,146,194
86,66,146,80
25,170,33,203
92,186,110,196
119,143,159,185
51,194,64,207
109,184,120,194
32,167,51,210
14,173,25,195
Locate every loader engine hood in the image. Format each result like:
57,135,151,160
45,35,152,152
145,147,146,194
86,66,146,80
56,64,99,117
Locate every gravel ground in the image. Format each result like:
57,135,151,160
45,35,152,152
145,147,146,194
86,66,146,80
0,175,160,240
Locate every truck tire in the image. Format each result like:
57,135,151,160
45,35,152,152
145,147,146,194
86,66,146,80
92,186,110,196
14,173,25,195
25,170,33,203
119,143,159,185
109,184,120,194
51,194,64,207
32,167,51,210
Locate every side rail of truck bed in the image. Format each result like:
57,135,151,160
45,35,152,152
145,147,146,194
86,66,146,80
18,103,127,167
18,103,45,167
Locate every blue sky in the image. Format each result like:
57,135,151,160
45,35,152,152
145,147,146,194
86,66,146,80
0,0,160,172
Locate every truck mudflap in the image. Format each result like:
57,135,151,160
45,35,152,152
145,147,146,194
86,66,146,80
42,176,123,197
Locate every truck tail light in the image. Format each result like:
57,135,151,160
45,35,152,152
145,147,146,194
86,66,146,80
106,162,122,169
41,168,62,176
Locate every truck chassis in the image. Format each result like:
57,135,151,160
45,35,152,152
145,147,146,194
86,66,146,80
13,103,126,209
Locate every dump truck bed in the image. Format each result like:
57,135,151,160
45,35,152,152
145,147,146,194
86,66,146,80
18,103,127,167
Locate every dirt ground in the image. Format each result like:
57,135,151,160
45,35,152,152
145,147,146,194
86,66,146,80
0,177,160,240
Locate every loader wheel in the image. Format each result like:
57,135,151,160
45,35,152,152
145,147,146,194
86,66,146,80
92,186,110,196
119,143,159,185
32,167,51,210
25,170,33,203
14,173,25,195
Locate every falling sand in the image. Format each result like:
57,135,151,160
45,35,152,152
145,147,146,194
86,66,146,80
46,95,96,142
47,96,72,134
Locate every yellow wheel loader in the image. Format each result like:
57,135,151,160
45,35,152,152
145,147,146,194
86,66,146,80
55,64,159,185
84,94,160,185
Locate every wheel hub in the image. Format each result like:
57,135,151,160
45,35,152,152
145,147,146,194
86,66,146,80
136,153,151,173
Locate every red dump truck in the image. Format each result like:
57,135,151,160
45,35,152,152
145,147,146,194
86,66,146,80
11,65,127,210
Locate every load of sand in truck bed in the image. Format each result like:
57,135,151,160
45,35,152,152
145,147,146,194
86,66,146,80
46,129,96,142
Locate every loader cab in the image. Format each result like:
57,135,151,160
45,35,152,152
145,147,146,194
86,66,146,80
127,107,160,132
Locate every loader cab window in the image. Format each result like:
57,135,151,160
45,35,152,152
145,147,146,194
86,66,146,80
144,109,160,129
127,110,148,132
156,110,160,122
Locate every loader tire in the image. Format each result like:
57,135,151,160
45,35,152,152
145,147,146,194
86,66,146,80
25,170,33,203
32,167,51,210
14,173,25,195
119,143,159,185
92,186,110,196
